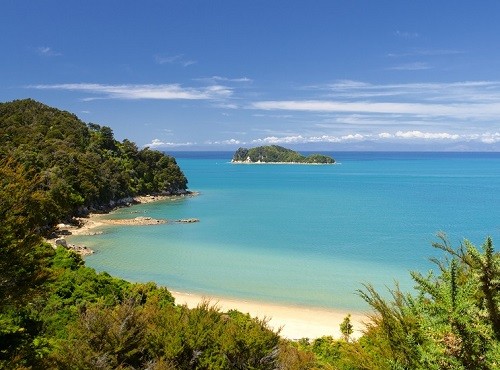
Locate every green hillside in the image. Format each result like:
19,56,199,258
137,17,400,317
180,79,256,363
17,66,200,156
232,145,335,164
0,99,188,225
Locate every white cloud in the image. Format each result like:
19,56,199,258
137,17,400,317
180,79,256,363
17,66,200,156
204,139,243,145
37,46,62,57
29,83,232,100
247,131,500,145
251,99,500,119
197,76,253,83
378,132,393,138
251,134,367,145
222,139,241,145
155,54,196,67
388,62,431,71
313,80,500,102
387,48,463,58
395,131,460,140
252,80,500,123
480,133,500,143
146,139,196,148
252,135,306,144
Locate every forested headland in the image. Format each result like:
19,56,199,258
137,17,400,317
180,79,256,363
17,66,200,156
0,99,188,227
1,99,499,369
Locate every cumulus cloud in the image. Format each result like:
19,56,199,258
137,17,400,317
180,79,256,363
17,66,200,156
145,139,195,148
395,131,460,140
252,135,306,144
222,139,241,145
247,131,500,145
480,132,500,143
29,83,232,100
378,132,393,139
251,134,367,145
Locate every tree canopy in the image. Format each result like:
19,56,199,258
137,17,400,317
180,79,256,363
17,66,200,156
232,145,335,164
0,99,188,225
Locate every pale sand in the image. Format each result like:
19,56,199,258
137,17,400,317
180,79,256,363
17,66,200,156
171,290,368,340
64,195,370,340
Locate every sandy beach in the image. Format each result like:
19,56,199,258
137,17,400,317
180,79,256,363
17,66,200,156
59,194,369,340
171,290,367,340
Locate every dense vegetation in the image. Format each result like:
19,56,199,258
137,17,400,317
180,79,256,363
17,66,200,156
1,99,499,368
232,145,335,164
0,99,187,227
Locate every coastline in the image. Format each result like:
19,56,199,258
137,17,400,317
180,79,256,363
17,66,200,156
47,193,198,247
60,192,369,340
171,290,367,340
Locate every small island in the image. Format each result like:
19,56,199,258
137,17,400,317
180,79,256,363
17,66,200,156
231,145,335,164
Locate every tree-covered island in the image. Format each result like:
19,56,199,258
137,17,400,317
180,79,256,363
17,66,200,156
232,145,335,164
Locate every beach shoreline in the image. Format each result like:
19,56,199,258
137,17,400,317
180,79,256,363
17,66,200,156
46,193,199,247
171,290,367,340
57,192,370,340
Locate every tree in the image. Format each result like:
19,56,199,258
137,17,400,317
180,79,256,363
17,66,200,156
0,158,54,307
340,314,354,343
0,158,55,368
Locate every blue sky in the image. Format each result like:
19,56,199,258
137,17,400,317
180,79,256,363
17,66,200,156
2,1,500,151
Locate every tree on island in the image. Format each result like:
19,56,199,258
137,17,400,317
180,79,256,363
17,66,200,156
232,145,335,164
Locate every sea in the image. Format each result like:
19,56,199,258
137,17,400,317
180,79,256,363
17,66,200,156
70,151,500,312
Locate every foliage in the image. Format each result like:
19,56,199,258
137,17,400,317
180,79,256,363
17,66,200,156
355,235,500,369
0,99,188,225
232,145,335,164
340,314,354,342
0,159,55,308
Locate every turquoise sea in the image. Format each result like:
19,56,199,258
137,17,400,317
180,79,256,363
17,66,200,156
71,152,500,311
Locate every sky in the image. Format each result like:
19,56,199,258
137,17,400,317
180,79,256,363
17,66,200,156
2,1,500,151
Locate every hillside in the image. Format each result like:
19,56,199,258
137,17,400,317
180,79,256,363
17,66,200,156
232,145,335,164
0,99,188,225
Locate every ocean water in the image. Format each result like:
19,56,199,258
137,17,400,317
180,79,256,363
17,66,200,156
70,152,500,311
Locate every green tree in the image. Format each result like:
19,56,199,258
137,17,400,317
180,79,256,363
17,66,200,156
340,314,354,343
0,158,55,368
0,158,54,307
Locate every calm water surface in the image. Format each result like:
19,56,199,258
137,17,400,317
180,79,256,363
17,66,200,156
71,152,500,311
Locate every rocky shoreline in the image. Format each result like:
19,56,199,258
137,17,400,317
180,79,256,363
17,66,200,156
46,192,199,256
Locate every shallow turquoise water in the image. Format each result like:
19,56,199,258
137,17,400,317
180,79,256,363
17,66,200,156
71,152,500,311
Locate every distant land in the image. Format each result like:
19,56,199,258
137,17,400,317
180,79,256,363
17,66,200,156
231,145,335,164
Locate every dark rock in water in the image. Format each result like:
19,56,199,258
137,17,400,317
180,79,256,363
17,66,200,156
175,218,200,223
